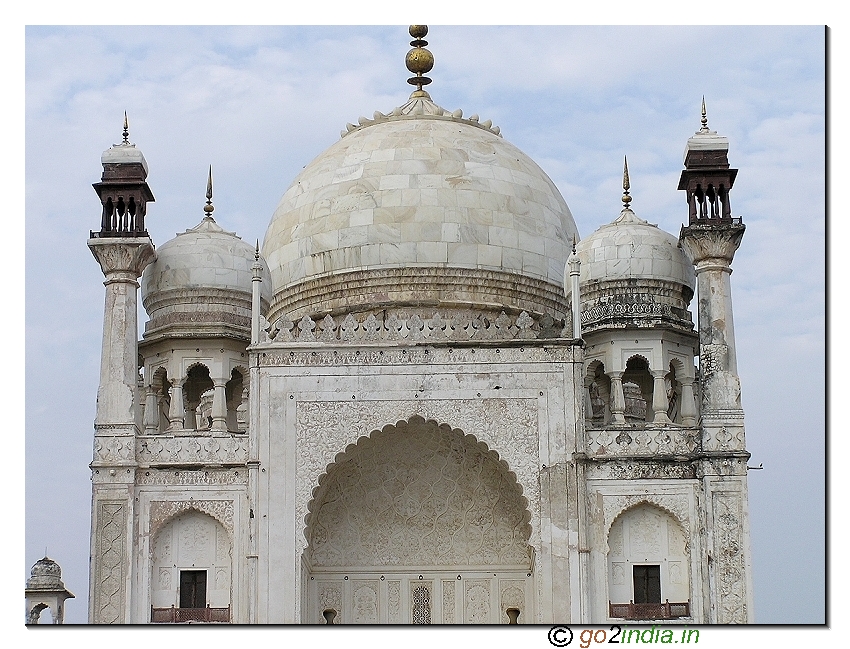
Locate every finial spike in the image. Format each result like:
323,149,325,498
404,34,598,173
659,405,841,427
700,96,709,132
203,166,215,218
622,156,632,209
255,240,260,261
122,112,129,145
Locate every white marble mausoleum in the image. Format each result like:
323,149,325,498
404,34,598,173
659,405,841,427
85,27,754,624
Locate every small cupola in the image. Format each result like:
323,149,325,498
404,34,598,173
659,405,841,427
91,113,155,237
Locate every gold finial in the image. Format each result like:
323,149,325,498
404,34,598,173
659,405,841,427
406,25,434,98
572,233,578,254
622,156,632,209
122,111,130,145
204,165,215,217
699,96,710,133
255,240,260,261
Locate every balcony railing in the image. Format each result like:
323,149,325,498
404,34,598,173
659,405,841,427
151,605,230,623
609,600,690,620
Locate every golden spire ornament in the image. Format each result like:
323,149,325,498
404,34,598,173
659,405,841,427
204,165,215,218
122,111,130,145
406,25,434,98
622,156,632,209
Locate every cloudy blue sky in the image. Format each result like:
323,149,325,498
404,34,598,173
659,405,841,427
16,15,829,643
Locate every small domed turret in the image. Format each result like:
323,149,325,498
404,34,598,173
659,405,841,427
141,168,271,342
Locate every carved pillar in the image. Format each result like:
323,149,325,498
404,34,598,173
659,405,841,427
88,240,156,433
651,370,671,424
680,222,745,414
143,386,159,434
679,378,697,427
211,380,228,432
168,381,185,431
609,372,626,424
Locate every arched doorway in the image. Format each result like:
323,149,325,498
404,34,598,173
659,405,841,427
150,510,232,622
303,416,533,623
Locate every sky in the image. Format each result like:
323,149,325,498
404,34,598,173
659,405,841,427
12,10,832,646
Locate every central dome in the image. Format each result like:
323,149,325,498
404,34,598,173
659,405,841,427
262,95,579,323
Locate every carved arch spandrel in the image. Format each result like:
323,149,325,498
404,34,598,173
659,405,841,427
149,500,235,541
295,399,540,561
595,493,692,546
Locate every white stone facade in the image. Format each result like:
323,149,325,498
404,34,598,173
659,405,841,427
85,54,754,624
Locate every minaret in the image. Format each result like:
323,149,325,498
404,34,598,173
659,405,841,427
678,99,745,417
678,100,753,623
87,115,156,623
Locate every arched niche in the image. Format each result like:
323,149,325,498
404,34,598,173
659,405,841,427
607,503,690,611
303,416,533,624
150,510,232,613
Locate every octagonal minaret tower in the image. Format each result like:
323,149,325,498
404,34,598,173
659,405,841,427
678,100,753,623
87,115,156,624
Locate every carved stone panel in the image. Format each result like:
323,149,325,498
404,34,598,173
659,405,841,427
137,435,248,466
713,492,747,624
464,579,491,624
351,581,380,624
93,501,127,624
442,580,456,624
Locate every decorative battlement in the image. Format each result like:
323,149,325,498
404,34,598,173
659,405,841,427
259,309,572,344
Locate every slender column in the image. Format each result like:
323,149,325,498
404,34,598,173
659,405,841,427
651,370,671,424
679,378,697,427
237,385,250,432
211,380,228,431
251,246,263,345
168,381,185,431
609,372,626,424
567,248,582,339
143,386,159,434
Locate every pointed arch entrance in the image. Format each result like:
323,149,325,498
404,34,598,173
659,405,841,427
302,416,534,624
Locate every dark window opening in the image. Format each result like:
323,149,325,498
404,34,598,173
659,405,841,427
323,609,337,624
179,570,207,609
633,565,661,604
506,607,521,624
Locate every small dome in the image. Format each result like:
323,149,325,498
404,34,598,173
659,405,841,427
571,208,695,289
568,207,696,335
141,216,271,341
27,557,64,590
262,94,578,321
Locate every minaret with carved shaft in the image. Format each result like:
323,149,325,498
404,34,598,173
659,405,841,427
678,100,753,623
678,99,745,416
87,116,156,623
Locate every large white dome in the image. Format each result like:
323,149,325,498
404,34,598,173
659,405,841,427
261,95,579,322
